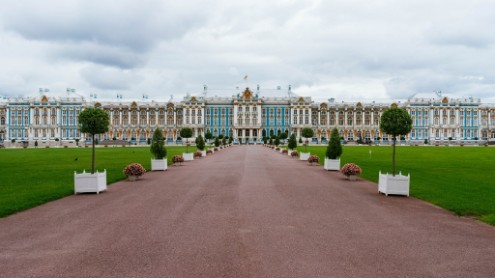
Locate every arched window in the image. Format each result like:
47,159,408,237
0,117,4,125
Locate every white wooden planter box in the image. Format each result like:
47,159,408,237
74,170,107,194
183,152,194,161
378,171,410,196
201,150,207,157
300,152,310,161
151,159,167,171
324,158,340,171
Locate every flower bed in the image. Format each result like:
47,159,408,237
308,155,320,164
291,150,298,157
123,163,146,177
194,151,203,158
214,147,219,151
206,149,213,154
275,147,280,151
282,149,288,154
340,163,362,176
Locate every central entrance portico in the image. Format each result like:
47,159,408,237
233,88,262,143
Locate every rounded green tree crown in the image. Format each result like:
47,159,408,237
380,107,412,137
78,108,110,135
180,127,193,138
301,128,314,138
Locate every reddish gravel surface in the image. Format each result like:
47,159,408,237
1,145,495,278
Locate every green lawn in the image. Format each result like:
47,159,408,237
0,145,198,217
294,145,495,225
2,145,495,227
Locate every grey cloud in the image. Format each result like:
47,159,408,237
80,65,144,90
54,43,147,69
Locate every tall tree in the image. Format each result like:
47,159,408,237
380,106,413,176
180,127,193,153
301,128,314,152
78,108,110,174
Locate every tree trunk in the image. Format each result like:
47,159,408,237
91,134,95,174
392,136,396,176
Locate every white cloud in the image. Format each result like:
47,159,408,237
1,0,495,102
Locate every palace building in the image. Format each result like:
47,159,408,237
1,88,495,146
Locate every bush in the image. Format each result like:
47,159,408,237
308,155,320,164
282,149,288,154
326,128,342,159
214,137,220,147
291,150,298,157
205,131,213,141
194,151,203,158
123,163,146,177
214,147,218,151
172,155,184,165
288,134,297,150
206,149,213,154
150,128,166,159
340,163,362,176
196,134,205,151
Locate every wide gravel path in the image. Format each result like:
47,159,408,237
1,145,495,277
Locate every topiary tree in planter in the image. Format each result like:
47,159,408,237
79,108,110,174
214,137,220,147
151,128,167,159
380,107,412,176
279,132,288,144
150,128,167,170
288,133,297,150
196,134,205,151
75,107,110,194
326,128,342,159
222,137,227,146
301,128,314,153
205,131,213,144
148,128,167,171
378,106,413,196
274,136,280,146
180,127,193,153
324,128,342,171
269,138,273,145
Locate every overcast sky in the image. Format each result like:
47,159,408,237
1,0,495,102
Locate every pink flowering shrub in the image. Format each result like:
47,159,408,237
123,163,146,177
308,155,320,164
340,163,362,176
173,155,184,165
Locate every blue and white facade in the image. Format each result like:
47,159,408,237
1,89,495,146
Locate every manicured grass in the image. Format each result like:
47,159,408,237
0,146,197,217
296,145,495,226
